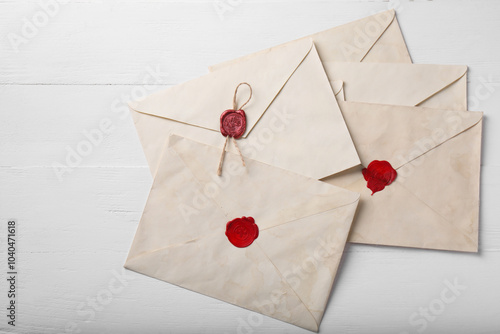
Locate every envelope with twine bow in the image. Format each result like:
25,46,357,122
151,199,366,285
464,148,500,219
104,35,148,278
209,9,411,71
324,62,468,111
322,100,482,252
129,38,360,179
125,135,360,332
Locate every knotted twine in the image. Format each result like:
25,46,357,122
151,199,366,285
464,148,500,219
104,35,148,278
217,82,252,176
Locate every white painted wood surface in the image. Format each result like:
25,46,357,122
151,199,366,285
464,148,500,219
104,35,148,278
1,1,499,333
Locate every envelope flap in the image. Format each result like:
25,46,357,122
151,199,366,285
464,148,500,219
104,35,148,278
311,9,397,62
339,102,483,168
324,62,467,107
127,134,360,260
209,10,403,70
128,38,313,138
169,135,361,231
125,135,360,331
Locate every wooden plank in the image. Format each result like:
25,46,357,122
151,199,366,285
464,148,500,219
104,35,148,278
0,1,499,84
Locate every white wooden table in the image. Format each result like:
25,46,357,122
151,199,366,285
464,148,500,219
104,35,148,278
1,1,499,333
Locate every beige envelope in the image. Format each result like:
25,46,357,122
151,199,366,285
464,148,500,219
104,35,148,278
125,135,360,332
324,62,468,111
209,9,411,72
130,38,360,179
322,101,482,252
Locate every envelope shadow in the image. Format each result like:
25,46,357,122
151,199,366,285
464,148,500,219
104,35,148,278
478,113,487,256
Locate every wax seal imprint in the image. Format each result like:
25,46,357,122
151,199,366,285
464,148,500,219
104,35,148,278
217,82,252,176
225,216,259,248
220,109,247,139
362,160,397,195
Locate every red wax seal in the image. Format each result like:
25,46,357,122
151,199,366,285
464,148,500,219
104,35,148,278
225,216,258,248
362,160,397,195
220,109,246,139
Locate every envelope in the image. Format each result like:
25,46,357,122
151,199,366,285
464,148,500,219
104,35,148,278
129,38,360,179
209,9,411,72
322,101,482,252
124,135,360,331
324,62,468,111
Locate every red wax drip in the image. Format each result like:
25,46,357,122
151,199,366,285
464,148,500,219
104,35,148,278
225,216,258,248
362,160,397,195
220,109,246,139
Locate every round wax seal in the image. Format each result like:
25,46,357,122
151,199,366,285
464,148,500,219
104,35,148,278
362,160,397,195
220,109,246,139
225,216,258,248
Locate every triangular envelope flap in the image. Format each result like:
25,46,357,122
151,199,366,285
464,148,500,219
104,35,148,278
169,135,360,232
209,10,398,71
257,201,358,325
129,38,313,138
302,9,396,62
324,62,467,107
339,101,483,168
361,12,411,63
125,232,319,331
417,76,467,111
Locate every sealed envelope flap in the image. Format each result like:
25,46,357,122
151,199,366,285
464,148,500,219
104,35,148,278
129,38,313,138
324,62,467,109
323,103,482,252
125,135,360,331
129,39,361,180
127,134,360,258
338,101,483,169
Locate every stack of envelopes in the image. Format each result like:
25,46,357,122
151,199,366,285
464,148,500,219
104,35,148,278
124,10,482,332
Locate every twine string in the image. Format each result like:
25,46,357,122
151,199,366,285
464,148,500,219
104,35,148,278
217,136,230,176
232,82,252,111
218,82,252,176
232,139,246,167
